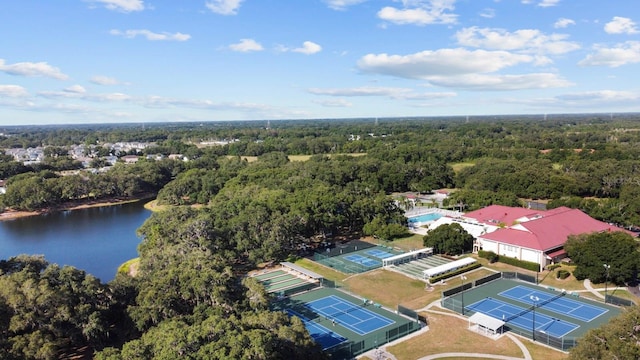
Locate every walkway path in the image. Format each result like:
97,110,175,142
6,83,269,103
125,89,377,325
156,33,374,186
358,299,533,360
583,279,625,299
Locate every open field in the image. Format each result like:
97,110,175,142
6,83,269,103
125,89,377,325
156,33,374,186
224,153,367,163
294,258,350,282
365,234,425,252
387,311,569,360
449,162,476,173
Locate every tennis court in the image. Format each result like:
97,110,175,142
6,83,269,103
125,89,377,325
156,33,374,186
286,309,347,350
499,285,608,322
365,249,395,259
440,275,623,351
305,295,395,335
343,254,380,268
467,297,578,338
275,287,420,359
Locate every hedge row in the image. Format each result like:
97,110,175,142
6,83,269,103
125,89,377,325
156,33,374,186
478,250,540,272
497,255,540,272
429,262,483,283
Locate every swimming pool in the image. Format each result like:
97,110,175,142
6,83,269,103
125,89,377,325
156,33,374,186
407,212,443,223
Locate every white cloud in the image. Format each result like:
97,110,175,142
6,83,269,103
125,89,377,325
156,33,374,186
479,8,495,19
538,0,559,7
205,0,243,15
557,90,639,102
64,85,87,94
308,86,456,100
0,85,28,97
91,0,144,12
324,0,367,11
455,27,580,55
38,88,132,102
313,98,353,107
110,29,191,41
521,0,559,7
578,41,640,67
308,86,413,97
90,75,122,85
554,18,575,28
378,0,457,26
426,73,573,90
0,59,68,80
293,41,322,55
604,17,639,35
229,39,264,52
357,48,533,79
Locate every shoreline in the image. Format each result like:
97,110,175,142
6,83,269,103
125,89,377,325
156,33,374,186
0,196,155,222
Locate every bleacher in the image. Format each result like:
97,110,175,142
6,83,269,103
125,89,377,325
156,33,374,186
389,255,452,280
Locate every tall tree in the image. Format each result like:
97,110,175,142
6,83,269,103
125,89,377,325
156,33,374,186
423,223,474,255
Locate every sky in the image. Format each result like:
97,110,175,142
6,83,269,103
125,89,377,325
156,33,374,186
1,0,639,125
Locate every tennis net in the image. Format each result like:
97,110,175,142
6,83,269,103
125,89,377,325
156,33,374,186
505,305,535,322
537,291,565,308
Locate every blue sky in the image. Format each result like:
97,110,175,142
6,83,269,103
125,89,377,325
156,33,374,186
1,0,639,125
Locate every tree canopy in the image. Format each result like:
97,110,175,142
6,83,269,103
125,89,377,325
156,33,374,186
422,223,474,256
564,231,640,285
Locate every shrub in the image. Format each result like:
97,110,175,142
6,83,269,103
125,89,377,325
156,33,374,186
497,256,540,272
429,262,482,283
546,264,561,271
557,269,570,279
478,250,498,263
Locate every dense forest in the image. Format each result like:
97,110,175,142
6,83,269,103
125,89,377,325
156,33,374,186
1,114,640,358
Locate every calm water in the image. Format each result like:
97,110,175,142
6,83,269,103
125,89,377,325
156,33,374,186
0,201,151,282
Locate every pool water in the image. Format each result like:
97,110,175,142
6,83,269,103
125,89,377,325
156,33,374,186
408,212,443,223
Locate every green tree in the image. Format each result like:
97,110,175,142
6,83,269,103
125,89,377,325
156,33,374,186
564,231,640,285
568,305,640,360
423,223,474,255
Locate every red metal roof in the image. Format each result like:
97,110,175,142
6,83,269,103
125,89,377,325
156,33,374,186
476,206,628,251
463,205,543,227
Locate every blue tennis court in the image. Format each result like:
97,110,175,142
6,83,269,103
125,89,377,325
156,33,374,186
286,309,347,350
499,285,608,322
365,249,395,259
343,254,380,267
305,295,395,335
467,297,579,338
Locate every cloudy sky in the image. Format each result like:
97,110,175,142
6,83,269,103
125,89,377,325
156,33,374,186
1,0,639,125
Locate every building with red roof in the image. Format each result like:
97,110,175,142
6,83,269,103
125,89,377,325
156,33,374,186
466,205,630,270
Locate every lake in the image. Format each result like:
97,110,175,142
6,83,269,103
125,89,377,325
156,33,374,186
0,200,151,282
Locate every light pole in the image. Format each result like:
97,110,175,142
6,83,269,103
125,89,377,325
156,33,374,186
603,264,611,304
530,295,539,341
460,275,467,316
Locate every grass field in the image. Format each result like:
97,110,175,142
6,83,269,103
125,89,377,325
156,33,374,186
386,311,569,360
449,162,476,173
224,153,368,163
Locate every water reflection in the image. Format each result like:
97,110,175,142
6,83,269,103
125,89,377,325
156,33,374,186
0,201,151,282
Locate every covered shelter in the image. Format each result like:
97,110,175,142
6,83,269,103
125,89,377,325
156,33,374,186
382,248,433,266
280,262,324,282
422,257,477,280
468,312,505,337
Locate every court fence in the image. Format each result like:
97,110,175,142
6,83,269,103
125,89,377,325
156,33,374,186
327,320,420,359
313,252,377,274
397,304,418,320
439,271,585,351
501,271,537,284
606,294,634,307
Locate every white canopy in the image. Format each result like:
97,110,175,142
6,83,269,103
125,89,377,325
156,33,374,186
422,257,477,279
468,312,505,334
